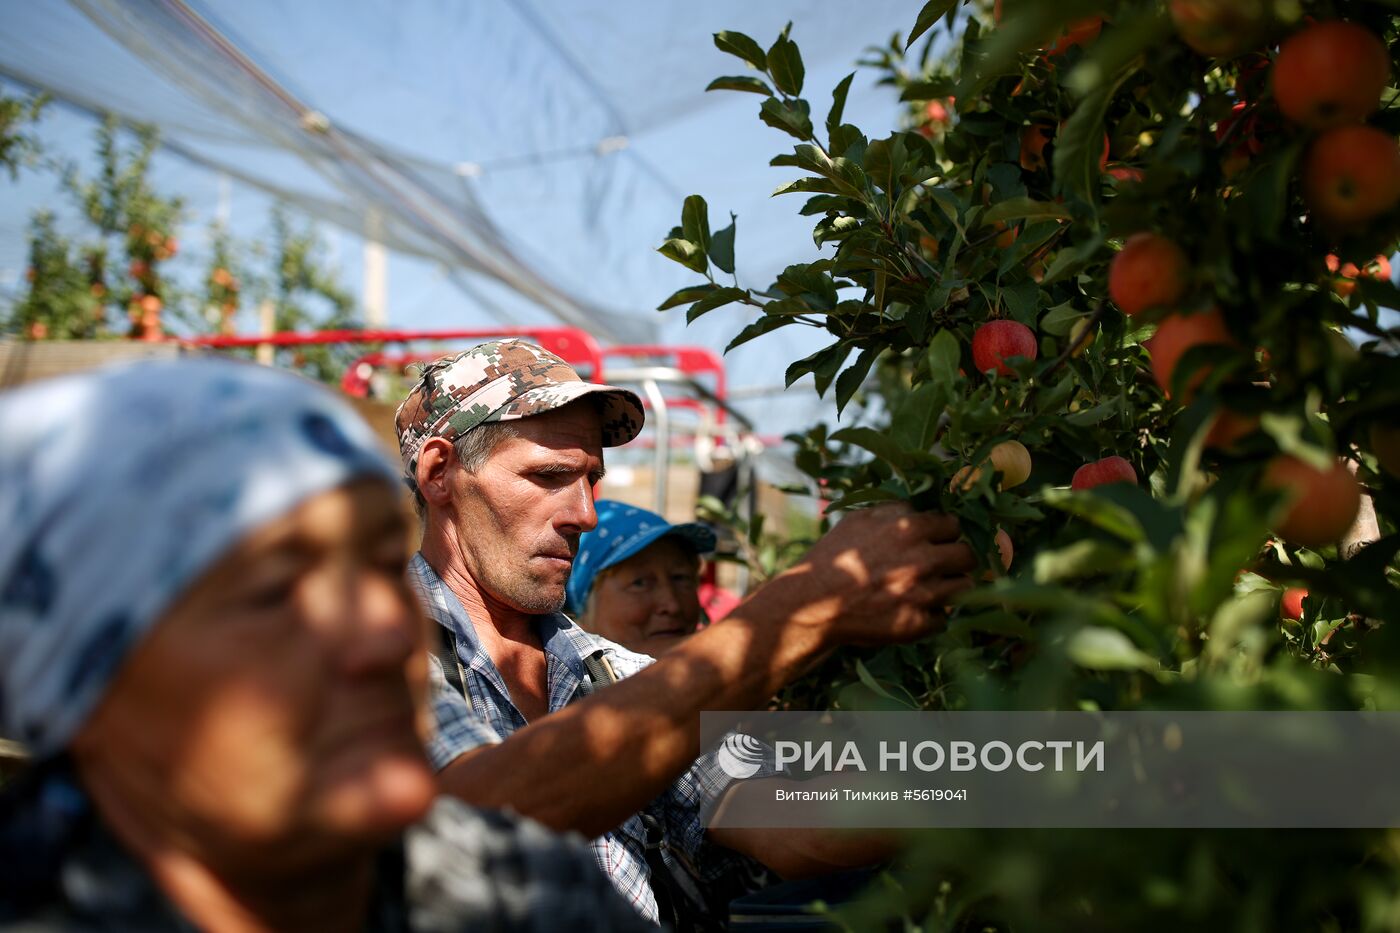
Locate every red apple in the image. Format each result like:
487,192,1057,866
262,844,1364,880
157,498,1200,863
1146,306,1236,401
1170,0,1272,58
1072,455,1138,490
1272,21,1389,129
1261,455,1362,548
972,320,1038,377
1109,233,1191,316
1302,125,1400,229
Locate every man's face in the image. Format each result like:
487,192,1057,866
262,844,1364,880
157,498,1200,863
72,479,436,871
452,403,605,615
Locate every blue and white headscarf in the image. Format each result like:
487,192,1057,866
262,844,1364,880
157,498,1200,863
564,500,716,615
0,358,400,759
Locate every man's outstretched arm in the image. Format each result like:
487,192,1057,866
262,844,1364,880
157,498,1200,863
434,504,976,838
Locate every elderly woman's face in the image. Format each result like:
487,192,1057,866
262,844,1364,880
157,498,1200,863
72,479,435,865
584,537,702,657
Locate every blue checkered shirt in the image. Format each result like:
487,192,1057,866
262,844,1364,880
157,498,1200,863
411,553,763,924
408,551,772,924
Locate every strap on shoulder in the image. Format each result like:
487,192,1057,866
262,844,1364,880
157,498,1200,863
432,623,470,706
581,650,619,689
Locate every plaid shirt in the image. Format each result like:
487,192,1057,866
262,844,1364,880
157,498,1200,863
411,553,763,924
1,767,652,932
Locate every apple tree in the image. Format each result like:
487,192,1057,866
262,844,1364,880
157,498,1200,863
660,1,1400,927
3,113,364,385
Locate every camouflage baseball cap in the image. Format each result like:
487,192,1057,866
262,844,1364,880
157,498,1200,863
394,339,644,480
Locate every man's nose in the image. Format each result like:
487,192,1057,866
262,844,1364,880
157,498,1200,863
558,478,598,534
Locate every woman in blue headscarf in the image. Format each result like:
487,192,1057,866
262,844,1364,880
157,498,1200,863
565,500,717,657
0,359,647,932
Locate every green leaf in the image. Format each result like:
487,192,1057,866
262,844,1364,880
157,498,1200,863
1065,5,1171,98
1066,627,1159,671
863,134,909,195
759,97,814,140
705,75,774,96
814,215,860,245
1259,412,1333,470
1039,301,1085,337
829,426,912,473
1054,62,1134,205
981,197,1073,226
998,221,1063,277
1036,372,1076,413
1065,399,1119,426
926,328,961,388
1203,591,1279,666
953,0,1099,100
829,123,867,159
656,237,708,274
1033,539,1132,583
853,657,917,709
770,144,863,197
890,380,946,453
835,346,881,415
773,176,846,197
713,31,767,71
947,610,1035,639
798,194,856,216
1000,279,1040,323
827,72,854,138
824,486,906,511
657,283,722,311
927,187,964,230
1162,396,1216,501
684,287,747,323
786,341,852,395
775,262,839,309
725,315,796,352
681,195,710,255
1041,486,1145,545
767,30,805,96
709,214,737,275
1041,233,1105,284
899,79,956,102
906,0,957,50
1238,139,1306,241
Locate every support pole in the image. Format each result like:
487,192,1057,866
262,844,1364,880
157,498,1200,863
364,210,387,328
256,299,275,366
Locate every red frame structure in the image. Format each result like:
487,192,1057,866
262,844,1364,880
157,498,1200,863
601,344,727,422
179,327,604,396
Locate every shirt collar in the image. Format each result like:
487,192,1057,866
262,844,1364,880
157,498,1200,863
409,552,603,701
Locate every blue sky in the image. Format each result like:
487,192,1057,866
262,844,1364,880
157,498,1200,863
0,0,943,436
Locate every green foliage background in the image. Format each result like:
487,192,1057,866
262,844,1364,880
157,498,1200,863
661,1,1400,928
2,110,361,383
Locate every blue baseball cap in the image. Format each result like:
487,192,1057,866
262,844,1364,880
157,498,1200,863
565,500,717,614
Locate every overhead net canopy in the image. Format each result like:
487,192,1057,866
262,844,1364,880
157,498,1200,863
0,0,928,433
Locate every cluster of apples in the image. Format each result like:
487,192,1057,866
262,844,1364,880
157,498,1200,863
124,223,179,342
1099,17,1400,553
957,315,1143,578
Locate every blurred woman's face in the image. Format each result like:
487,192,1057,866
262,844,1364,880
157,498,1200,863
71,479,436,872
582,537,701,657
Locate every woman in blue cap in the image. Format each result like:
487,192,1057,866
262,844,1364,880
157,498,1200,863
565,500,717,657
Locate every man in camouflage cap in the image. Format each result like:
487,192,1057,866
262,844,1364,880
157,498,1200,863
395,338,643,486
401,338,980,924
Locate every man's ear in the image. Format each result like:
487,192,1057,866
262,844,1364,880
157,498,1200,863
415,438,458,512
